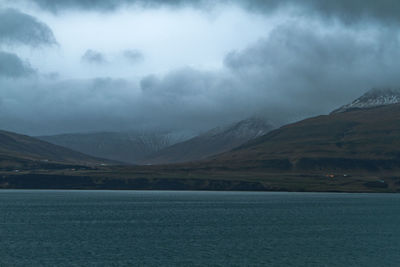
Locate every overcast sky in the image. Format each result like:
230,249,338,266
1,0,400,135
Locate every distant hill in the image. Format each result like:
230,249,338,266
39,131,194,164
209,103,400,172
0,130,109,169
332,88,400,114
141,117,274,164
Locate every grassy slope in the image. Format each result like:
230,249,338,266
0,130,112,168
209,104,400,171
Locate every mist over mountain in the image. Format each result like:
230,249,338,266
39,117,272,164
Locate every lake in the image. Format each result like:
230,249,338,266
0,190,400,266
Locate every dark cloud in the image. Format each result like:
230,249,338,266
223,24,400,122
138,24,400,128
0,51,36,78
2,0,400,136
81,49,107,64
241,0,400,24
0,8,56,46
0,78,135,135
23,0,400,25
25,0,208,13
137,68,245,130
123,50,144,64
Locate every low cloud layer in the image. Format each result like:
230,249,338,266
2,23,400,135
0,8,56,46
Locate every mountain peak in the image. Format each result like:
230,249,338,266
332,88,400,114
203,117,273,139
140,117,274,164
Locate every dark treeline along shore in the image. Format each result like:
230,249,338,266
2,89,400,192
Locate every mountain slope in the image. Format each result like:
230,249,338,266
0,130,109,168
39,131,194,164
141,117,274,164
209,104,400,172
332,88,400,113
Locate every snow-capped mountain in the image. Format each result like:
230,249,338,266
39,131,195,164
140,117,274,165
332,88,400,114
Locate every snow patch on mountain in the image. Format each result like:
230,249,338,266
332,88,400,114
204,117,272,140
140,117,274,164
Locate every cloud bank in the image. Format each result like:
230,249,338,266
2,23,400,135
1,1,400,136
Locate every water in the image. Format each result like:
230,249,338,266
0,190,400,266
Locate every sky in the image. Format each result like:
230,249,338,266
1,0,400,135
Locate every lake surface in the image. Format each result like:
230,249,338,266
1,190,400,266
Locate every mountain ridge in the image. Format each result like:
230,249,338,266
140,117,274,164
209,103,400,172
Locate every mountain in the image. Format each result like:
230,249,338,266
332,88,400,114
0,129,109,169
39,131,194,164
4,105,400,192
209,103,400,172
141,117,274,164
